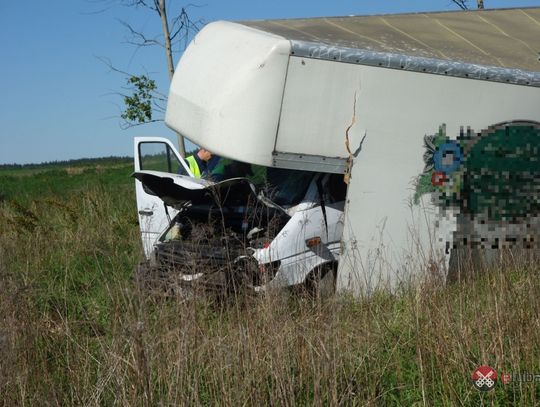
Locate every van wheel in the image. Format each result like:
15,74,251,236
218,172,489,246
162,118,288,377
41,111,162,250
306,264,336,299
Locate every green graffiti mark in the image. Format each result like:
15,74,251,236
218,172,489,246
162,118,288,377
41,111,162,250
463,122,540,220
416,121,540,221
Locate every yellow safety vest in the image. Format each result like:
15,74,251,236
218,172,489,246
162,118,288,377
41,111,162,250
186,155,201,178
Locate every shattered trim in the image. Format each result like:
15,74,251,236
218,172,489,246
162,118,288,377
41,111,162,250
290,40,540,88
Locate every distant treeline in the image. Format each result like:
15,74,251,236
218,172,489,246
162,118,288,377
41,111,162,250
0,156,133,170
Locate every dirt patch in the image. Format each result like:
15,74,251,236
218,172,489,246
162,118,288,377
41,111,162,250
65,167,84,175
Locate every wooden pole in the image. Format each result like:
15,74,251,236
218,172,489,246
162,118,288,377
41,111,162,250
158,0,186,157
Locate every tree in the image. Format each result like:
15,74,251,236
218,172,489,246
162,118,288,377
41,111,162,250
105,0,203,157
121,75,159,124
450,0,485,9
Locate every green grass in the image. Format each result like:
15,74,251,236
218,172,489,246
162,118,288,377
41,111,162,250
1,158,540,405
0,161,133,203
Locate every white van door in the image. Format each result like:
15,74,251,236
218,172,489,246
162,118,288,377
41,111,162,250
134,137,193,258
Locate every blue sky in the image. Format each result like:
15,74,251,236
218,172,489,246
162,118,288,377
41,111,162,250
1,0,538,164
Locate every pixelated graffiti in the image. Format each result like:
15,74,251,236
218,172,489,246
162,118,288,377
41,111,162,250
415,121,540,249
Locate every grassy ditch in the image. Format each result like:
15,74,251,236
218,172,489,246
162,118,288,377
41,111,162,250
0,161,539,405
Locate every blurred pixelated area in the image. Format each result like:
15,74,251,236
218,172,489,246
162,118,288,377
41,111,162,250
416,121,540,250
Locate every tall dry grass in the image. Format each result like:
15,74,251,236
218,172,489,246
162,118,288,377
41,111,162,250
1,183,539,405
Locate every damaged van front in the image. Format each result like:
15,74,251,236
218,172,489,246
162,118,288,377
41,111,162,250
133,137,346,294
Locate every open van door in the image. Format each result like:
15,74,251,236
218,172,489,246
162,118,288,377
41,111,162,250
134,137,193,258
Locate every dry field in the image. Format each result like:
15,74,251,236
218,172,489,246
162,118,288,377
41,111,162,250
0,162,539,405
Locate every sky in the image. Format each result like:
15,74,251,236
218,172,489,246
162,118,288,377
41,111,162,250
1,0,539,164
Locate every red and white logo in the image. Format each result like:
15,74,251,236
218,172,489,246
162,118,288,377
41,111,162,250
501,372,512,385
472,365,497,391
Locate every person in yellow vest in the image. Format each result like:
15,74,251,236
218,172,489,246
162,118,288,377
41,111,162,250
185,148,213,178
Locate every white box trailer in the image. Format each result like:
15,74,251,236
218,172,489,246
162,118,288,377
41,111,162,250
162,7,540,294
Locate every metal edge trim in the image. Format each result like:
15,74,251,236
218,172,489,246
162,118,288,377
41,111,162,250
291,40,540,87
272,151,347,174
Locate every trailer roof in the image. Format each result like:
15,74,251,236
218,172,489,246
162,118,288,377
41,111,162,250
241,8,540,86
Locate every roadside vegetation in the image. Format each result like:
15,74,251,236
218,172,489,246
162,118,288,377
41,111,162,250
1,159,539,405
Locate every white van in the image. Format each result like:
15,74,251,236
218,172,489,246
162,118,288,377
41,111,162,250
135,7,540,295
134,137,346,293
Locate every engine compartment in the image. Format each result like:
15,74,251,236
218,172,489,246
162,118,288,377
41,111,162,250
135,167,347,293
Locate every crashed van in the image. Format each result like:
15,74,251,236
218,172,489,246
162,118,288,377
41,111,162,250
135,7,540,295
134,137,345,293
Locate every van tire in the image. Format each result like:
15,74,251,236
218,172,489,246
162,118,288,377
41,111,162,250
306,263,337,299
